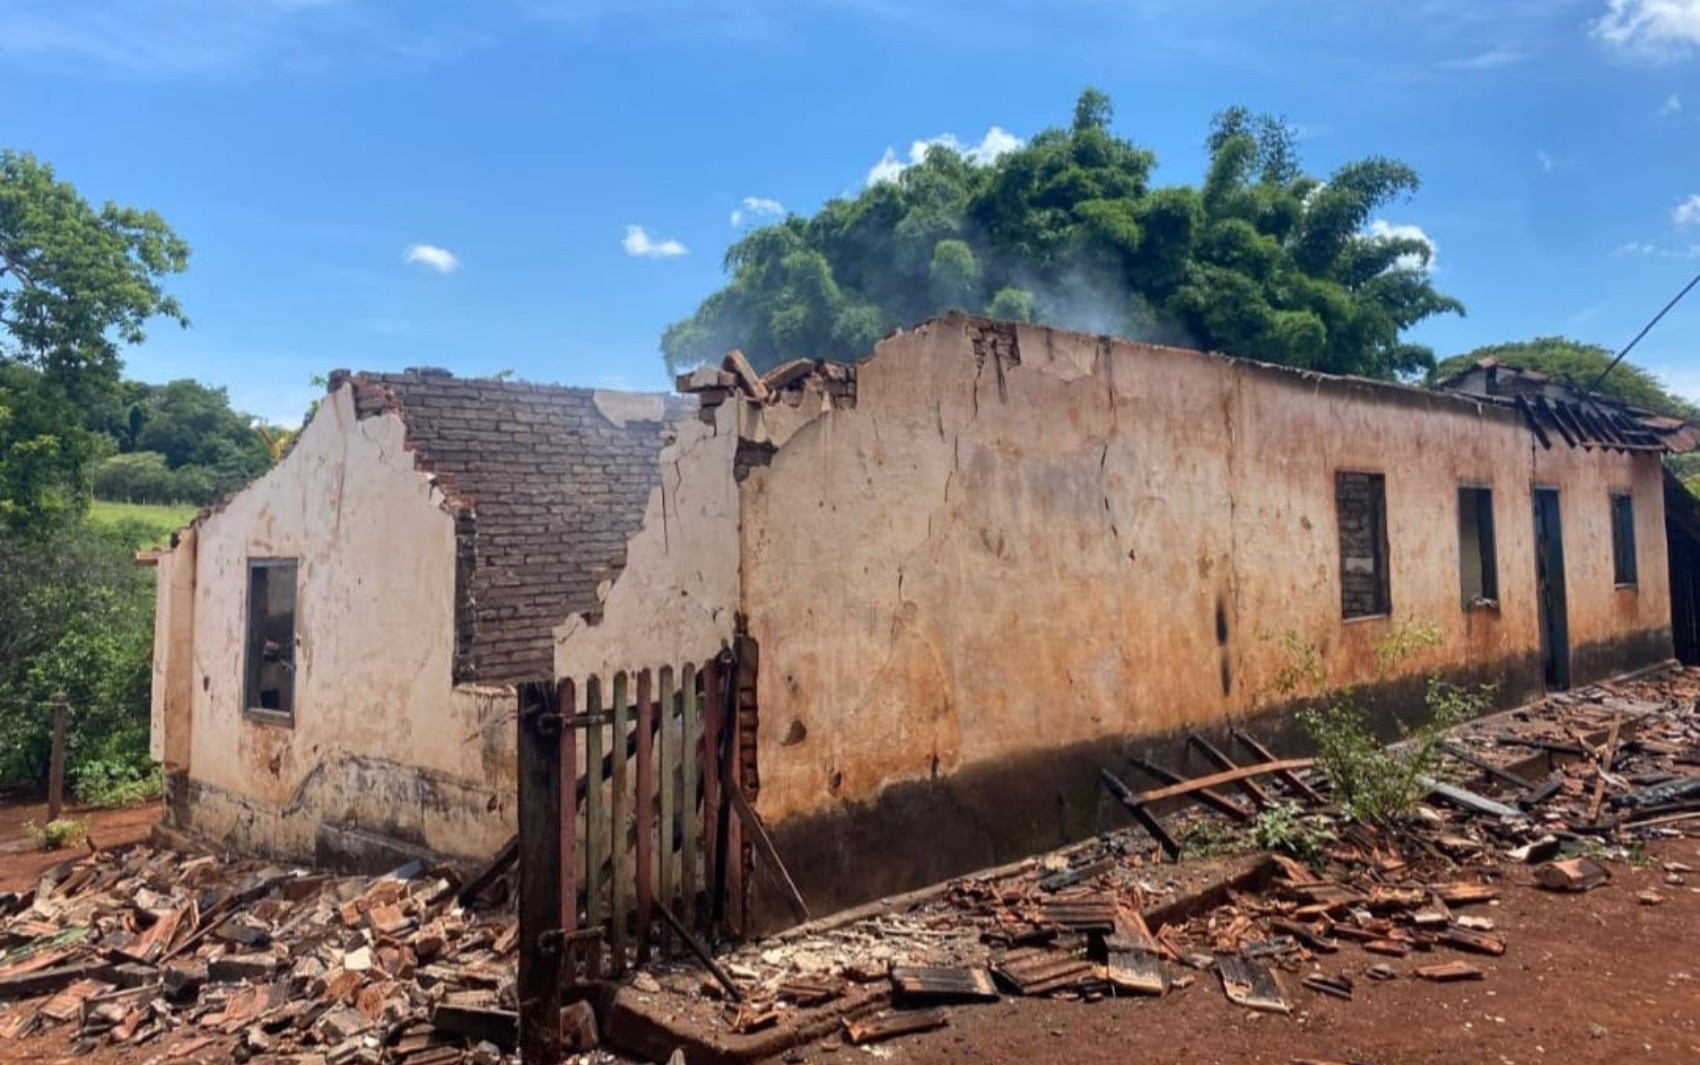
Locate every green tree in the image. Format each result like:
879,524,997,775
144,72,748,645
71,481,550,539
1432,337,1697,418
1,150,189,535
662,91,1463,378
0,521,154,787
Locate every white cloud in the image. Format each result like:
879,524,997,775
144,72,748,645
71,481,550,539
1674,193,1700,227
1613,241,1661,255
1438,45,1526,69
402,243,460,274
730,196,785,227
1593,0,1700,56
865,126,1024,186
623,225,688,259
1660,93,1684,115
1537,150,1556,172
1367,219,1438,272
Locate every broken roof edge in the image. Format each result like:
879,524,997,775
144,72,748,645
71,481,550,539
679,313,1694,453
680,312,1523,427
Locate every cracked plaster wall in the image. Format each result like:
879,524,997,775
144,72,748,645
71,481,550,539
164,385,517,862
740,314,1673,826
553,399,743,686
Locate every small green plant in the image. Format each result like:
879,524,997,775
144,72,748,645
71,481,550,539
26,818,87,852
1370,621,1441,678
1253,800,1337,860
1267,630,1325,697
1176,815,1255,859
74,758,162,808
1301,677,1490,826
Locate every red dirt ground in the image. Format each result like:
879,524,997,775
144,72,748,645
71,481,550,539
0,796,159,895
775,837,1700,1065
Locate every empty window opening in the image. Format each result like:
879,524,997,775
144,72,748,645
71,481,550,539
1336,471,1391,619
1458,486,1499,608
245,559,298,719
1611,494,1637,586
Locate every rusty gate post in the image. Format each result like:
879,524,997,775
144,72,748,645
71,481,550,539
47,694,68,823
516,680,563,1064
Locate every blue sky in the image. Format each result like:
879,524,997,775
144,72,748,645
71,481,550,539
2,0,1698,423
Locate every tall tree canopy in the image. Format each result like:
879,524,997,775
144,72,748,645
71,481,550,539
1432,337,1697,419
663,92,1462,378
0,150,189,535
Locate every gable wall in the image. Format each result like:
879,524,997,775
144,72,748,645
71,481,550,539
168,385,516,863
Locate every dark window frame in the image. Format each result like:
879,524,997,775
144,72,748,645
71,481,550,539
1610,493,1638,587
244,558,299,725
1335,470,1392,620
1458,484,1499,609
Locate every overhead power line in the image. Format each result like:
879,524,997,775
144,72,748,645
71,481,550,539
1585,269,1700,399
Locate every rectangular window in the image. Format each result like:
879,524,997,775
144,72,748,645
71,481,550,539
1458,486,1499,607
245,559,298,720
1611,493,1637,586
1336,471,1391,619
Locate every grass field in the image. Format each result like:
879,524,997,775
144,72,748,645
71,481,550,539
88,500,197,546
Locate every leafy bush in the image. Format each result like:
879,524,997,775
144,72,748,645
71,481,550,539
74,757,162,808
26,818,87,851
1301,678,1490,825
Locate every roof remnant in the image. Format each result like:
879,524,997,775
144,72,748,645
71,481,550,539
1436,357,1699,453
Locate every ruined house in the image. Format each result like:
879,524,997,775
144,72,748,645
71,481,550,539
150,314,1696,919
146,369,683,869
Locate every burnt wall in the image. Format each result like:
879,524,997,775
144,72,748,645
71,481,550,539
738,314,1676,920
756,647,1548,928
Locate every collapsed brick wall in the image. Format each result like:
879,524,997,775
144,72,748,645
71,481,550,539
1336,471,1390,618
348,369,687,684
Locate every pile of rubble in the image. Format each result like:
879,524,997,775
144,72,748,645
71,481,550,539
621,669,1700,1051
0,848,542,1065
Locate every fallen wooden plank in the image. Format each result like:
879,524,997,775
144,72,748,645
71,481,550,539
1099,769,1181,860
1586,716,1623,823
728,785,809,924
0,961,115,1003
1415,961,1482,983
1131,759,1314,807
1301,972,1353,1000
843,1008,948,1046
655,898,743,1002
1440,742,1535,791
1422,778,1523,819
455,836,519,908
1129,755,1254,821
1187,734,1273,808
1230,730,1326,804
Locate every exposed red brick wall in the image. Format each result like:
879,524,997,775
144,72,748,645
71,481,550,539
348,369,688,684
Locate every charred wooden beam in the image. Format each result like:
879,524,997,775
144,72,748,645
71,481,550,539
1186,734,1272,808
1128,756,1253,822
1098,769,1181,861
